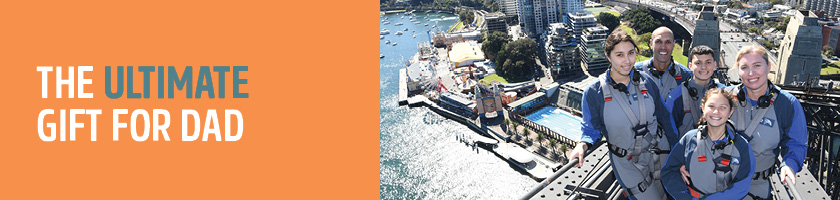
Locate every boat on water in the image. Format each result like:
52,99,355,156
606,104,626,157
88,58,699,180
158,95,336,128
380,29,390,35
412,34,416,38
395,22,403,26
403,28,408,31
383,21,390,25
380,54,385,58
432,25,437,28
392,42,398,46
380,35,384,39
424,23,429,26
396,31,403,35
385,40,390,44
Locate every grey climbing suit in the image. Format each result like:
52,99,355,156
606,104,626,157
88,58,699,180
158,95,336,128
687,125,742,198
599,74,668,199
729,86,781,200
678,80,705,137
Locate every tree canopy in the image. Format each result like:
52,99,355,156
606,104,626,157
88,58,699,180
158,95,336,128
621,8,662,34
482,31,511,60
459,9,475,24
496,38,538,79
597,12,620,32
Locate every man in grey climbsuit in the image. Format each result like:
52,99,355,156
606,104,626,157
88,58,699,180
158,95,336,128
666,45,726,139
635,26,692,104
568,29,678,200
662,88,755,199
727,45,808,200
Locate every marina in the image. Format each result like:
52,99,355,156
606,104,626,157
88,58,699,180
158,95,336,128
380,11,535,199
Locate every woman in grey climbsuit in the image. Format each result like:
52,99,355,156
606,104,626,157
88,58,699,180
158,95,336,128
568,29,678,200
662,88,755,199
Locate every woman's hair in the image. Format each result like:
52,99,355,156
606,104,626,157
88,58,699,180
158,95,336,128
604,28,638,57
697,88,737,126
735,44,770,66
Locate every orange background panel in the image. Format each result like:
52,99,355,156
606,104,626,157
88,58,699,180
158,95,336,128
0,0,377,199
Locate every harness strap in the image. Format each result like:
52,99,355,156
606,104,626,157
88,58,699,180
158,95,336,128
746,192,771,200
734,86,779,138
622,171,654,197
753,167,774,180
681,81,702,124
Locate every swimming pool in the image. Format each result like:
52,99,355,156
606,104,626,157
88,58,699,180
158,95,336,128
523,106,582,142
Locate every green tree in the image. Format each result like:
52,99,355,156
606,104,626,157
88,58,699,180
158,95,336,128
770,0,784,6
495,48,507,73
637,32,652,48
498,38,538,79
621,8,661,34
549,139,558,153
459,9,475,24
560,144,568,153
597,12,620,32
537,132,545,147
748,27,759,33
489,1,500,12
482,31,512,60
522,127,530,139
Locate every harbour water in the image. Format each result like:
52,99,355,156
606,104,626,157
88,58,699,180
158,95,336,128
379,12,536,199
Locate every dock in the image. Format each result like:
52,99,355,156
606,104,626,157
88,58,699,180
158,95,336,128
398,68,408,105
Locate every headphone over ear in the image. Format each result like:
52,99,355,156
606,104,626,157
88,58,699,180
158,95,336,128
698,122,734,150
737,81,778,108
648,63,676,79
609,68,642,94
685,78,718,100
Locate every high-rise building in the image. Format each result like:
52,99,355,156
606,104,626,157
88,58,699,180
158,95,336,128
544,23,580,78
776,10,822,85
803,0,840,17
561,0,584,23
502,0,519,17
517,0,561,37
486,12,509,34
568,11,597,39
580,25,610,73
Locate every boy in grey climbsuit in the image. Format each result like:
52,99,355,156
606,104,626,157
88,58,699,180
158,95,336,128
662,88,755,199
727,45,807,200
634,26,692,104
666,45,726,139
568,29,678,200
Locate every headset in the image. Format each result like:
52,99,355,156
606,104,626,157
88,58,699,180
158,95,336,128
698,122,734,150
736,80,778,108
648,62,677,79
609,68,642,94
684,77,719,100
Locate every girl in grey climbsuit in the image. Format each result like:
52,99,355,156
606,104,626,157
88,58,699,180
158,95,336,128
568,29,679,200
662,88,755,199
